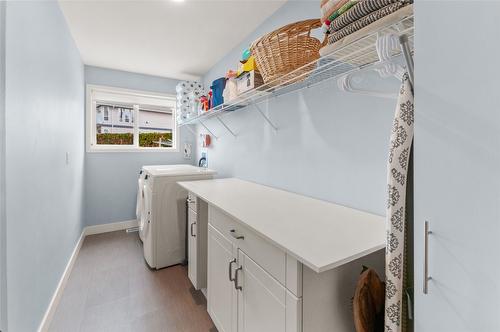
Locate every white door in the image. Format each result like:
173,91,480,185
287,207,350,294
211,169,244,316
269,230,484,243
237,250,294,332
188,207,197,288
208,225,237,332
414,3,500,331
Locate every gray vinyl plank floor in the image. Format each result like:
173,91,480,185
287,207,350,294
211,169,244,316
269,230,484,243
49,230,216,332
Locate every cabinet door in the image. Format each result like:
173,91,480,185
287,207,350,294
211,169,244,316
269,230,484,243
414,3,500,331
237,250,299,332
208,224,237,332
187,207,197,288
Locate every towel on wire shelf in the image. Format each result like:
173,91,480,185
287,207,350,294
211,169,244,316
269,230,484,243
329,0,405,33
321,0,341,17
328,2,407,44
321,0,357,23
321,0,359,33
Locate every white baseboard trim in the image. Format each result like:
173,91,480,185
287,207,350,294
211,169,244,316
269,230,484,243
37,230,85,332
38,219,139,332
84,219,138,236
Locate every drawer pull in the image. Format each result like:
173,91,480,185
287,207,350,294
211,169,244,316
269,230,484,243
228,258,236,282
234,266,243,290
190,222,196,237
229,229,244,240
423,221,432,294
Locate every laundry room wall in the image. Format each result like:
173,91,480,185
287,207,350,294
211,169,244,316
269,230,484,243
199,0,399,216
84,66,197,226
4,2,85,331
0,2,6,330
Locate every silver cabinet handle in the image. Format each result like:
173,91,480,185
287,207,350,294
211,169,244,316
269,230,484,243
229,229,244,240
228,259,236,282
423,221,432,294
234,266,243,290
187,197,195,204
190,222,196,237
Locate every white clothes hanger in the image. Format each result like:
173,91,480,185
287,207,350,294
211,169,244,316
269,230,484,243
337,33,406,99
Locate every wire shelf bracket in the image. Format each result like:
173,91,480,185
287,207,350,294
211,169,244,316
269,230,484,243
198,119,218,140
216,116,237,138
253,103,278,131
184,124,196,136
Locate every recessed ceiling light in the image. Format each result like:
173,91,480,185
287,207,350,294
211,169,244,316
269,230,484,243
171,0,185,2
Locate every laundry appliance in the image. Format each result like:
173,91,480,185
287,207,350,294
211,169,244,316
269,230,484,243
137,164,215,269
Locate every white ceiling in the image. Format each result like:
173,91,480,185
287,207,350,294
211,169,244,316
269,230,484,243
59,0,286,80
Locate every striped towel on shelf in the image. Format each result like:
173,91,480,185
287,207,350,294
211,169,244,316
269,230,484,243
328,2,406,44
321,0,354,22
330,0,404,32
321,0,342,17
327,0,359,23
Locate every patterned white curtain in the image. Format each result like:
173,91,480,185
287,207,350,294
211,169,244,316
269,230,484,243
385,73,414,332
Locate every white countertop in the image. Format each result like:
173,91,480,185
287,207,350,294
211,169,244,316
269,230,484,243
178,178,386,273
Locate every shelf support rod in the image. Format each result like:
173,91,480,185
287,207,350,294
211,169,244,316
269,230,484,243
198,119,218,140
183,124,196,136
399,34,414,88
216,116,237,137
253,103,278,131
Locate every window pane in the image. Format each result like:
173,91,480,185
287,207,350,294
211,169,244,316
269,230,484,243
96,103,134,145
138,108,173,148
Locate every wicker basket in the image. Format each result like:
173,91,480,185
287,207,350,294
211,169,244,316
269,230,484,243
251,19,326,86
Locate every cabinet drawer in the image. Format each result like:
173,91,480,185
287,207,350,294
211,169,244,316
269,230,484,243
187,192,197,211
209,206,286,285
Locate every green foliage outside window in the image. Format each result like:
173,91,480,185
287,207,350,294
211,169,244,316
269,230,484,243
96,132,172,147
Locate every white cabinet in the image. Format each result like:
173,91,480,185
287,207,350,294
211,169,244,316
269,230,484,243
207,206,302,332
187,193,208,290
207,224,237,332
180,181,385,332
187,207,197,288
414,3,500,331
237,249,300,332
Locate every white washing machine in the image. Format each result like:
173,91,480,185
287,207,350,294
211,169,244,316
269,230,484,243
138,165,215,269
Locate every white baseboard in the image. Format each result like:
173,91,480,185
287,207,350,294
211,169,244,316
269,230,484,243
38,219,139,332
84,219,138,236
37,231,85,332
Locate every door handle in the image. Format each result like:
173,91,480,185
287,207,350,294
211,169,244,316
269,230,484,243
228,258,236,282
234,266,243,290
229,229,244,240
190,222,196,237
423,220,432,294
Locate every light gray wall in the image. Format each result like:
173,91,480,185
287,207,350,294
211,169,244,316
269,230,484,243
0,2,6,330
84,66,196,226
199,0,399,216
4,2,85,331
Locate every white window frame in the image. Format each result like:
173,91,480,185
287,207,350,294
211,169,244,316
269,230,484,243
86,84,178,153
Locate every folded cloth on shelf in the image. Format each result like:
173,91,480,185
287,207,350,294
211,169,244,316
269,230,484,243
321,0,342,17
326,0,359,24
330,0,404,32
319,5,413,58
328,2,407,44
321,0,352,22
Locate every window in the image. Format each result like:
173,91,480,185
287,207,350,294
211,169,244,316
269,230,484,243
87,85,177,152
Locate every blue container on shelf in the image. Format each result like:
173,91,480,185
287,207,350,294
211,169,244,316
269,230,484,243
210,77,226,108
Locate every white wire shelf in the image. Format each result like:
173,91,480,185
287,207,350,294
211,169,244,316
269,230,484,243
178,13,414,129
